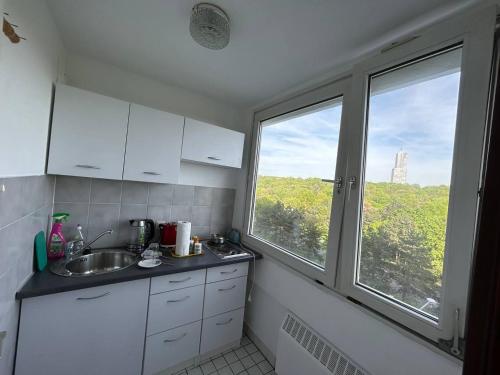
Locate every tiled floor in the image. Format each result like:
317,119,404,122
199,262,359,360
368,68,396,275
175,335,275,375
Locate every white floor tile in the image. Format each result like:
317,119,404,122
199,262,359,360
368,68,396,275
229,360,245,374
224,352,239,364
213,356,228,370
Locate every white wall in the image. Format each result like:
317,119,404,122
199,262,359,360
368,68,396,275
0,0,65,177
245,257,462,375
64,54,247,189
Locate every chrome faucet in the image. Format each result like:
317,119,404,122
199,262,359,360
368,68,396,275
66,229,113,256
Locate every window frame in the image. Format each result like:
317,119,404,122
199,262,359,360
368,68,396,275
242,77,352,286
241,5,496,346
337,8,496,343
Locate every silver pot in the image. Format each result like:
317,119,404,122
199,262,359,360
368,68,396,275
210,233,225,245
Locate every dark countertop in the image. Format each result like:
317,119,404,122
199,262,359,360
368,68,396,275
17,244,261,300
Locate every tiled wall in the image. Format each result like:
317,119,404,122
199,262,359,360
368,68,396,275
0,175,54,374
53,176,235,248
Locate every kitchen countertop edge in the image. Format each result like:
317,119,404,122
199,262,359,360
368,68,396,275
16,247,262,300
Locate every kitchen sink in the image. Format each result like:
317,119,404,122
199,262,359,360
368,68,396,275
50,250,139,277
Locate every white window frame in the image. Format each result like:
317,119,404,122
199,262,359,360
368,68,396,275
242,5,496,346
242,77,352,286
338,7,496,343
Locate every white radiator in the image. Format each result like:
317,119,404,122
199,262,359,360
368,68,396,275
276,313,371,375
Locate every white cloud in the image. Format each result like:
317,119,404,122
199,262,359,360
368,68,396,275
258,71,461,187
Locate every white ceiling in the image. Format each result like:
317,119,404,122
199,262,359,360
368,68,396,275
46,0,477,108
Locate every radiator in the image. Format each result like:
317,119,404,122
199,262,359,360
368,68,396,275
276,312,371,375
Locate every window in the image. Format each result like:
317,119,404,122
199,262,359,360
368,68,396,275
357,47,462,321
251,98,343,268
243,8,495,348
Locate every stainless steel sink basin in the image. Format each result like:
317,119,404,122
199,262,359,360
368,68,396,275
50,250,139,277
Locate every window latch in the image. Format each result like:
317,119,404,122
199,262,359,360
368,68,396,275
322,177,344,194
438,308,464,359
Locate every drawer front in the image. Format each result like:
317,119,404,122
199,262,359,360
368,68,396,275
143,321,201,375
151,269,206,294
200,308,244,355
203,276,247,318
147,284,204,335
206,262,248,283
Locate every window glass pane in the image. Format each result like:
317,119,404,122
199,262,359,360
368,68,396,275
251,99,343,267
358,47,462,319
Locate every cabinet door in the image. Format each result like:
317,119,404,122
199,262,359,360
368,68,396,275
181,118,245,168
47,84,130,180
200,308,244,355
123,104,184,183
144,321,202,375
15,279,149,375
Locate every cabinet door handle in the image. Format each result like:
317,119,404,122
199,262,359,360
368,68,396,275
220,269,237,275
143,171,160,175
163,332,187,343
169,276,192,283
76,292,110,300
75,164,101,170
167,295,190,303
216,318,233,326
207,156,221,161
218,285,236,292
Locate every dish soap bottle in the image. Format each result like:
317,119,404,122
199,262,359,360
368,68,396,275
47,212,69,259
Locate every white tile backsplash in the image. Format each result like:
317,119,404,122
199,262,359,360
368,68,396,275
53,177,235,246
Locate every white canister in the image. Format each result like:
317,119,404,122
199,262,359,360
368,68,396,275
175,221,191,256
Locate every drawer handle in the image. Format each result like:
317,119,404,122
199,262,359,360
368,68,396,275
216,318,233,326
75,164,101,170
169,276,192,283
163,332,187,343
220,269,238,275
218,285,236,292
76,292,110,300
143,171,161,175
207,156,221,161
167,296,190,303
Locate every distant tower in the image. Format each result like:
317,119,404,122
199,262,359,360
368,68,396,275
391,150,408,184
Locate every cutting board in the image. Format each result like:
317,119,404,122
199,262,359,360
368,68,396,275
34,231,47,271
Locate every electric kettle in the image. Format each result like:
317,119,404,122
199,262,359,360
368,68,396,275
128,219,155,253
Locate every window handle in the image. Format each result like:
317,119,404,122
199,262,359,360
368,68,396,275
163,332,187,343
169,276,192,283
207,156,221,161
216,318,233,326
76,292,110,300
323,177,344,194
218,285,236,292
75,164,101,170
143,171,160,176
166,296,190,303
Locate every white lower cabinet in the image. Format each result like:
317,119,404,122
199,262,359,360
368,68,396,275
15,264,249,375
200,308,245,355
143,321,202,375
15,279,149,375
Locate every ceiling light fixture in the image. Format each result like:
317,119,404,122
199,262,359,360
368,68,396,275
189,3,230,50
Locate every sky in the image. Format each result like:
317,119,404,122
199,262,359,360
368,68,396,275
258,70,461,187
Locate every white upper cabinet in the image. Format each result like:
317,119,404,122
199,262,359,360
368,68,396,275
123,104,184,183
182,118,245,168
47,84,130,180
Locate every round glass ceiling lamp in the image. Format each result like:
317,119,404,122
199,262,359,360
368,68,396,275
190,3,230,50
